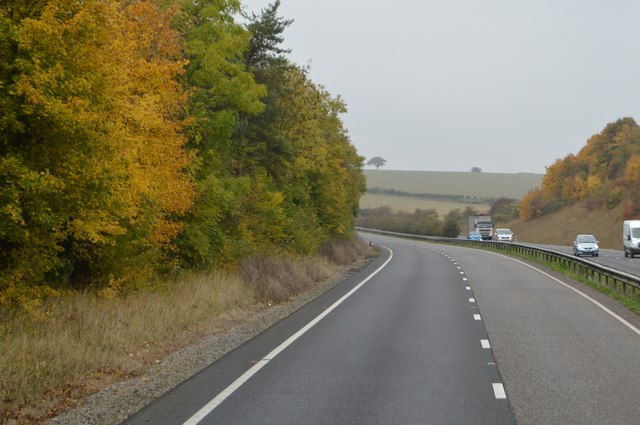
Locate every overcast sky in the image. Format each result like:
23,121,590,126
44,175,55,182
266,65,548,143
242,0,640,174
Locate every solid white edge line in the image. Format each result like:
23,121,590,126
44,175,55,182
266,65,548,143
492,383,507,399
490,252,640,337
181,247,395,425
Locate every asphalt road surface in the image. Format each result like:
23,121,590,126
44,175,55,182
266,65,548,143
527,242,640,276
121,234,640,425
378,235,640,425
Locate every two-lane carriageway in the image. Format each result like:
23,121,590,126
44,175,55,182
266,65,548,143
121,234,640,424
373,235,640,425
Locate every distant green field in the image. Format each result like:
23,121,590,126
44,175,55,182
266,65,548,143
364,170,542,199
360,169,542,214
360,193,491,215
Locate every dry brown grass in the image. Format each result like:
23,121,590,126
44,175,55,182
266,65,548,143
240,255,334,302
240,239,370,302
0,238,371,424
1,271,255,423
507,203,624,249
318,238,371,265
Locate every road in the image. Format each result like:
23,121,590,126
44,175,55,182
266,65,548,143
383,235,640,425
120,234,640,425
525,241,640,276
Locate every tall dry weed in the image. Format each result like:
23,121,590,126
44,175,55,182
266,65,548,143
240,255,334,302
240,238,369,302
319,238,370,265
0,271,253,421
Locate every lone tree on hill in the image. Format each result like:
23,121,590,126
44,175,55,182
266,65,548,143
367,156,387,170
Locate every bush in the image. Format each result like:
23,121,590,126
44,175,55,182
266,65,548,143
239,238,368,302
356,207,444,236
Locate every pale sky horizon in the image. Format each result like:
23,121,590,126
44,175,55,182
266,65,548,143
242,0,640,174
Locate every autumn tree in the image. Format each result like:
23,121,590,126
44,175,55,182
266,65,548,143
442,210,462,237
173,0,269,268
622,155,640,217
489,197,519,223
519,188,544,221
579,118,639,181
0,0,194,303
271,66,365,246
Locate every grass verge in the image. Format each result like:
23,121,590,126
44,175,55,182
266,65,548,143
0,238,372,424
537,257,640,315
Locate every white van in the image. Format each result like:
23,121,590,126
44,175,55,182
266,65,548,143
623,220,640,257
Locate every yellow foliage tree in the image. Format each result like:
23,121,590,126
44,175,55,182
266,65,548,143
561,176,586,204
1,0,194,300
519,188,544,221
277,67,365,240
622,155,640,217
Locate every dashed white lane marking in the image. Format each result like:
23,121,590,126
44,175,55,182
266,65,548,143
462,277,468,281
465,286,471,291
459,271,465,274
481,339,491,349
469,298,476,303
492,383,507,399
474,314,482,321
181,248,395,425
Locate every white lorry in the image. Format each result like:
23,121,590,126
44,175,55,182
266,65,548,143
468,215,493,240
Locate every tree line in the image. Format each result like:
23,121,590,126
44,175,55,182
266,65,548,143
520,118,640,221
0,0,365,306
357,198,519,238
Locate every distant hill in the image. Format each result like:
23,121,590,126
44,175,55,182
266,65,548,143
364,170,543,200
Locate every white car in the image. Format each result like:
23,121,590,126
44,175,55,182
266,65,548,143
494,228,514,242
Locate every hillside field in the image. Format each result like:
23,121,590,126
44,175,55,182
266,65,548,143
364,170,543,198
360,193,491,215
361,169,543,213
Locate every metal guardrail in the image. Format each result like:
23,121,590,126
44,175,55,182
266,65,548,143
357,227,640,299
